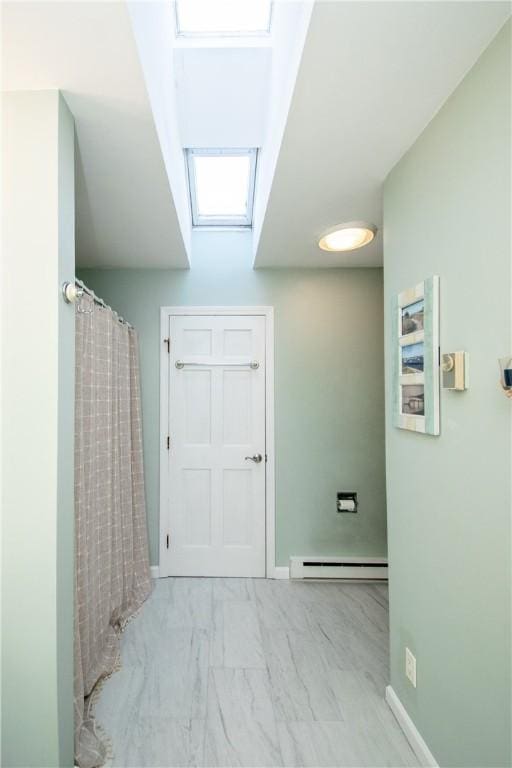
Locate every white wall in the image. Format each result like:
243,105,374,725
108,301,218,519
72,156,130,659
384,22,511,767
1,90,75,766
127,0,192,261
252,1,313,256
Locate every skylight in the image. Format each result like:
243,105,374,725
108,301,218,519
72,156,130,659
186,149,257,227
175,0,272,37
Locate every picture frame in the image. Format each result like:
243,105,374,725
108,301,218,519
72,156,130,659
392,276,440,435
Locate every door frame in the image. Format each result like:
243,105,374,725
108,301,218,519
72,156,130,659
159,306,276,578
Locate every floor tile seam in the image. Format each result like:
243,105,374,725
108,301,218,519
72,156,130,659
252,581,286,767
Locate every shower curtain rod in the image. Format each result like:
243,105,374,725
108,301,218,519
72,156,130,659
75,278,133,329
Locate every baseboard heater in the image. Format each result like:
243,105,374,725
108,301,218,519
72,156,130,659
290,556,388,581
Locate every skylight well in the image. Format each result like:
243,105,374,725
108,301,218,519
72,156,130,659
175,0,272,37
186,149,257,227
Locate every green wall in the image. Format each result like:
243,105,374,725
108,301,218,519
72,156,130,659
2,92,75,766
384,22,511,768
80,230,386,567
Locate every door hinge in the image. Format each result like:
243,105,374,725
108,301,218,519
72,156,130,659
265,453,268,463
166,534,170,549
164,338,170,353
166,435,170,450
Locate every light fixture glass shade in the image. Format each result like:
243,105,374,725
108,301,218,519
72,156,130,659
318,222,377,252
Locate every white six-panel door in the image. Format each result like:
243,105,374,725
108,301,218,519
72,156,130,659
163,314,266,577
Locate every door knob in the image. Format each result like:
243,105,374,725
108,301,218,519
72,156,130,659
245,453,263,464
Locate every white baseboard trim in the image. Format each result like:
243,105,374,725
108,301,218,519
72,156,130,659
289,556,388,580
385,686,438,767
150,565,160,579
271,566,290,579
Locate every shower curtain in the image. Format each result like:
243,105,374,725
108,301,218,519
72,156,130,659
74,293,151,768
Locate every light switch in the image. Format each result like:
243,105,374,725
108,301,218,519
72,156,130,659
442,351,467,390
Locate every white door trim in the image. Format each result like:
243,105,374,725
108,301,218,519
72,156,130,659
159,306,276,578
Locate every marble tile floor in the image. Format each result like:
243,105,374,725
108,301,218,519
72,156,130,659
95,578,419,767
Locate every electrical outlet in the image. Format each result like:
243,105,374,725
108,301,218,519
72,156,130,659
405,647,417,687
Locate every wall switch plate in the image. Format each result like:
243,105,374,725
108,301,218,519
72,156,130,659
405,647,417,687
442,351,467,390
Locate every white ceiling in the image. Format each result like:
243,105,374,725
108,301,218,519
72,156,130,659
254,1,510,268
3,1,189,268
3,1,510,270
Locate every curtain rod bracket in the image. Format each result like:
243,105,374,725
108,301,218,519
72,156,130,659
62,281,84,304
62,279,134,329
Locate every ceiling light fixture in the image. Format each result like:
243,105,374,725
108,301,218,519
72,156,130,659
318,221,377,252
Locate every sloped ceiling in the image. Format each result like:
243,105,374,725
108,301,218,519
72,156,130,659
3,1,510,270
255,1,510,268
3,1,189,268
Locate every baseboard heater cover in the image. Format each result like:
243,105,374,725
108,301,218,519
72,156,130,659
290,556,388,580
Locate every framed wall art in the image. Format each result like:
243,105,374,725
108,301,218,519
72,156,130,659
392,276,440,435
